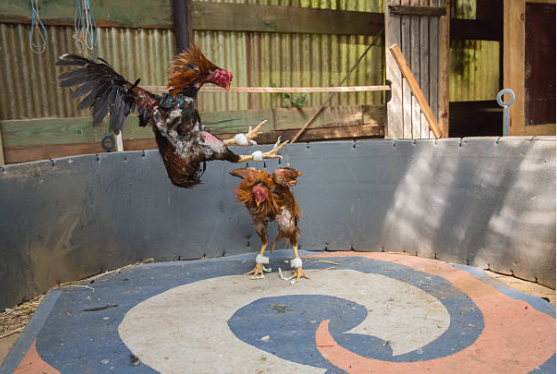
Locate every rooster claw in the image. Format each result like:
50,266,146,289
224,120,267,147
246,263,271,279
237,140,289,163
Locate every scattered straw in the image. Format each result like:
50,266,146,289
0,294,44,339
0,258,155,339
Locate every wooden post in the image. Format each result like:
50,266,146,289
385,0,404,139
0,128,5,166
504,0,556,136
385,0,448,139
389,44,443,139
438,0,450,138
173,0,193,53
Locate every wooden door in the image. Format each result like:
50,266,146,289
385,0,450,139
504,0,556,136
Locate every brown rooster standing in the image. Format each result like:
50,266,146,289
57,45,285,188
230,167,310,283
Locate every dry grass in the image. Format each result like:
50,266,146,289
0,258,155,339
0,295,44,339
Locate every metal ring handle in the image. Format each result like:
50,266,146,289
497,89,515,107
101,135,115,152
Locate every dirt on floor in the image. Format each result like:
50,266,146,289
0,270,554,368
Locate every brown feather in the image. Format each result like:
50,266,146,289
167,44,219,95
230,168,303,234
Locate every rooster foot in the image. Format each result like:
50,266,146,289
279,266,311,284
237,140,289,163
246,263,271,280
224,120,267,147
292,267,310,284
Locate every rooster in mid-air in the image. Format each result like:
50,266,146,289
57,45,285,188
230,167,309,283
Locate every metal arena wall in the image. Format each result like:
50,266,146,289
0,138,555,310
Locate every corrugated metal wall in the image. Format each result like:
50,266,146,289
0,0,500,122
450,0,501,102
450,39,500,102
0,24,176,120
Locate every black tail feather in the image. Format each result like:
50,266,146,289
57,54,156,134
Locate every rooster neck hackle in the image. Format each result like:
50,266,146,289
233,170,279,217
167,44,219,96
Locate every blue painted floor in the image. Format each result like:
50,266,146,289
1,250,555,374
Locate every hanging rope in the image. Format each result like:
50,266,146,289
29,0,48,54
73,0,98,57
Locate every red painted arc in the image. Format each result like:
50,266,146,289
311,252,556,374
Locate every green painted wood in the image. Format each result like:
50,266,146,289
0,0,383,36
201,109,274,133
0,0,173,29
0,106,385,147
192,2,384,36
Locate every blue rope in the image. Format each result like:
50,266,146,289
73,0,98,57
29,0,48,54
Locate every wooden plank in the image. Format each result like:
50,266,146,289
3,140,157,165
385,0,404,139
389,44,443,139
411,0,422,139
504,0,525,135
0,1,384,37
201,109,274,133
438,0,450,137
192,2,384,36
0,129,5,166
0,0,174,29
429,0,440,137
401,0,413,138
420,0,430,138
388,5,447,16
144,85,392,93
4,122,385,164
0,106,385,148
274,105,362,131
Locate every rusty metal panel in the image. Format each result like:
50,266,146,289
449,39,500,102
0,0,387,122
0,23,177,121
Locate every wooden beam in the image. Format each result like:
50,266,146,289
191,2,384,36
173,0,193,53
385,0,404,139
504,0,526,135
0,105,385,149
389,44,443,138
3,121,385,165
388,5,446,16
143,85,391,93
438,0,450,138
0,129,5,166
0,1,384,37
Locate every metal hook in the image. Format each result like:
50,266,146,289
497,89,515,136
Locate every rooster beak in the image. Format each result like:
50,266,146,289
256,201,260,207
225,85,230,92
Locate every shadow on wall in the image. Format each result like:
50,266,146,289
376,137,555,286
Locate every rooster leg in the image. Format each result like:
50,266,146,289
223,120,267,147
237,140,289,163
246,220,270,279
269,233,283,254
291,238,310,284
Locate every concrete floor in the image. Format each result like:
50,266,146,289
0,251,555,374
